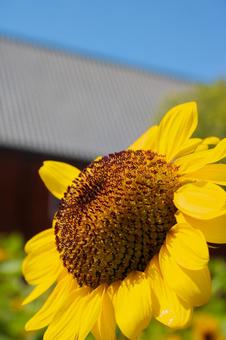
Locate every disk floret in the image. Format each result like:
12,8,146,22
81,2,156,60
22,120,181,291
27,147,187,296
55,150,180,288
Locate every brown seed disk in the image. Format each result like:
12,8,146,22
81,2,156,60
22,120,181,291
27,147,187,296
55,150,180,288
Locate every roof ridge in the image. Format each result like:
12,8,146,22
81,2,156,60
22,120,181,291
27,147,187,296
0,33,195,84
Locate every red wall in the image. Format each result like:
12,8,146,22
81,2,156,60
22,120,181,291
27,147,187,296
0,148,85,239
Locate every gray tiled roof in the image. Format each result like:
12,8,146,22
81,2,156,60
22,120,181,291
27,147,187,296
0,37,193,160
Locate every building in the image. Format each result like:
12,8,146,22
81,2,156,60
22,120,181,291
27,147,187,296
0,36,192,237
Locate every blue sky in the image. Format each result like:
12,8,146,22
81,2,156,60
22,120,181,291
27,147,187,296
0,0,226,82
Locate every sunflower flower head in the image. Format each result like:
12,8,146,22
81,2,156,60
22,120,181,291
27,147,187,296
23,102,226,340
56,150,180,288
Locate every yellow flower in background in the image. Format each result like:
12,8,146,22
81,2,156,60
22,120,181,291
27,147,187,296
0,247,8,261
23,102,226,340
193,313,224,340
165,335,182,340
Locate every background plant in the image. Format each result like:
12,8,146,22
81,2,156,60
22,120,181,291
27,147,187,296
157,80,226,139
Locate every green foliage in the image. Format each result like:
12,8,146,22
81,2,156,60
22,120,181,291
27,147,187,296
157,80,226,139
0,233,43,340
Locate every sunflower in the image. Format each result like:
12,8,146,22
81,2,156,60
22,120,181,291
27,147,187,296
23,102,226,340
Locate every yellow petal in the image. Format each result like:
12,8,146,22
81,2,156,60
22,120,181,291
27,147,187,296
159,245,211,307
25,228,55,254
182,213,226,244
146,256,192,328
195,136,220,152
43,287,90,340
23,248,61,285
23,281,54,305
176,138,226,174
175,149,211,174
92,291,116,340
77,286,105,340
25,274,76,330
166,223,209,270
172,138,202,160
202,136,220,145
23,228,62,304
39,161,80,199
174,182,226,220
44,286,104,340
156,102,197,161
112,272,152,339
175,211,185,223
182,164,226,186
205,138,226,163
128,125,158,151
